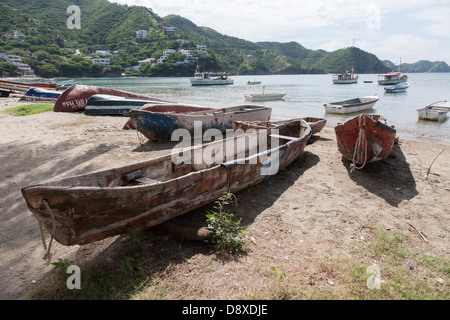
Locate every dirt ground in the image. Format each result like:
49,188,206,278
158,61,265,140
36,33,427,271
0,94,448,300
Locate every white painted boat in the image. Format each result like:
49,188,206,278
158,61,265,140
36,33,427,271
190,67,233,86
245,86,285,101
378,72,408,85
332,67,358,84
324,94,379,114
244,93,286,101
417,100,450,121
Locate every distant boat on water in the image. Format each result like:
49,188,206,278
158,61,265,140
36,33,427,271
190,66,233,86
378,58,408,85
247,80,262,85
384,82,409,93
244,86,286,101
332,67,358,84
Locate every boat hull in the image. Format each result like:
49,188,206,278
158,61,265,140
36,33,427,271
417,101,450,121
130,104,272,141
384,83,409,93
244,93,286,101
335,114,396,165
18,87,61,102
53,84,170,112
0,79,57,92
190,79,234,86
84,94,169,116
333,79,358,84
324,95,379,114
21,120,311,246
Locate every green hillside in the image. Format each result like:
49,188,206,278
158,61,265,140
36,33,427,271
312,47,390,74
0,0,444,78
383,60,450,73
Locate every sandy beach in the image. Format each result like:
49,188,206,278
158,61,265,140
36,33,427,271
0,94,448,300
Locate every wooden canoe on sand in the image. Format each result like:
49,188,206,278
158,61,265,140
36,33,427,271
128,104,272,142
21,119,311,246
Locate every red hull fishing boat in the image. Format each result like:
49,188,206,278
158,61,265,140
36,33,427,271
53,84,171,112
334,114,396,171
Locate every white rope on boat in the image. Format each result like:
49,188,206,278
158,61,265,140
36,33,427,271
350,115,368,172
41,199,56,259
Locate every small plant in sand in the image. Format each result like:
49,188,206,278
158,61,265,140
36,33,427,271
51,258,72,275
206,192,245,254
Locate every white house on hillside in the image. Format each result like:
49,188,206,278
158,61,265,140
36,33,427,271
136,30,147,39
91,58,110,68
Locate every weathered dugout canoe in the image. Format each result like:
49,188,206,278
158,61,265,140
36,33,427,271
129,104,272,142
53,84,171,112
123,104,214,130
335,114,396,169
21,119,311,246
84,94,170,116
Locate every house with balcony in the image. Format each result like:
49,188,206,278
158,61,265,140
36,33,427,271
91,58,111,68
135,30,147,39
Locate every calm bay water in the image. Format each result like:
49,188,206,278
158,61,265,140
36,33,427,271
75,73,450,145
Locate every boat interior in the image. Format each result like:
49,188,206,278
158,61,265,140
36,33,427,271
39,120,308,189
137,104,269,116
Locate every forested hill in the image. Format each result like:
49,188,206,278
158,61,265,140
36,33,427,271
0,0,443,78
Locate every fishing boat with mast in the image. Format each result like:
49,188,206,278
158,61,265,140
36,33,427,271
332,66,358,84
378,58,408,85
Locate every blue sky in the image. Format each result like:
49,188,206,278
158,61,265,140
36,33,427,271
110,0,450,64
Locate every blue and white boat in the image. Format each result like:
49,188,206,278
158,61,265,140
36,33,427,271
384,82,409,93
19,87,62,102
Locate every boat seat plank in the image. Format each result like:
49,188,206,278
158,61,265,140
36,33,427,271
269,134,297,141
134,177,159,185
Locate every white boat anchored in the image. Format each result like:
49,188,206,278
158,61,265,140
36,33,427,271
190,66,233,86
417,100,450,122
244,86,286,101
332,67,358,84
384,82,409,93
324,94,379,114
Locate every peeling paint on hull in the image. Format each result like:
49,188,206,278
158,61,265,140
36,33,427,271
21,120,311,246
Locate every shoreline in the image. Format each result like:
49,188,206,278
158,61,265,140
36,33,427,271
0,96,449,299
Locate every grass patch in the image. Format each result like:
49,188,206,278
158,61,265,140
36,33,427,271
258,228,449,300
25,227,448,300
2,103,54,116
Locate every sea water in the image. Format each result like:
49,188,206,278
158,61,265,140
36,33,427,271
75,73,450,145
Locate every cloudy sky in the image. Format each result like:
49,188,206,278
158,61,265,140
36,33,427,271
110,0,450,64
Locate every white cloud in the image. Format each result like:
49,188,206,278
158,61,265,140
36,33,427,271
109,0,450,62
